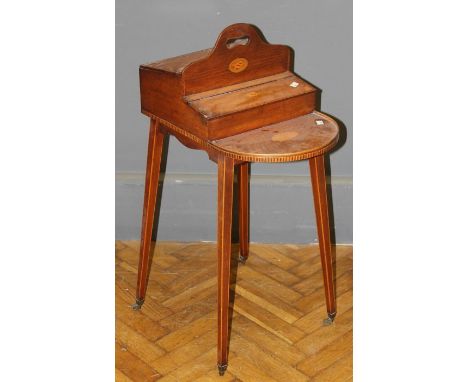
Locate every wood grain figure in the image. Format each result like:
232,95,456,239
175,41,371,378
116,241,353,381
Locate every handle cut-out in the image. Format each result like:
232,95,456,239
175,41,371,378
226,36,250,49
182,23,291,95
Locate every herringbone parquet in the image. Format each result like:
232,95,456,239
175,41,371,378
116,241,353,381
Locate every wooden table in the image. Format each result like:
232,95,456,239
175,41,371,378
132,23,340,375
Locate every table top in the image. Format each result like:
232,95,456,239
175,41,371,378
209,111,339,163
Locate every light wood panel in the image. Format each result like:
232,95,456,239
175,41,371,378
116,241,353,381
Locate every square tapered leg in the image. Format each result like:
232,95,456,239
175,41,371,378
238,162,250,264
217,156,235,374
133,119,165,310
309,155,336,324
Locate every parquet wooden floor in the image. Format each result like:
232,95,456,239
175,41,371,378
116,241,353,381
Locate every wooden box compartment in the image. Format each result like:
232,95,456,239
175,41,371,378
139,23,318,141
185,72,316,140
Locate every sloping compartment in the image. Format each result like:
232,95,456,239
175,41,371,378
184,71,317,140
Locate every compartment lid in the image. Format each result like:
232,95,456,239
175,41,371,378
184,71,315,120
141,49,212,74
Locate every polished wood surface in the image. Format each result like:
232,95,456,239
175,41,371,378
187,73,315,140
187,73,313,119
184,71,291,102
181,23,291,95
211,112,339,162
310,155,336,321
135,119,165,307
116,241,353,381
135,23,342,375
153,111,338,165
142,49,212,74
185,72,315,141
139,23,316,140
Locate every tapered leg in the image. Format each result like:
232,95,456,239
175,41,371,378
238,162,250,264
133,119,165,310
309,155,336,325
217,156,235,375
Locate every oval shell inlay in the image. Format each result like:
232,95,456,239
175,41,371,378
229,58,248,73
271,131,299,142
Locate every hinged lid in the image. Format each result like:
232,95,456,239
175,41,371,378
184,71,315,121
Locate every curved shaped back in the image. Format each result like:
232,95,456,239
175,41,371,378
182,23,291,95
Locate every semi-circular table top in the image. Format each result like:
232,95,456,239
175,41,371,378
209,111,339,163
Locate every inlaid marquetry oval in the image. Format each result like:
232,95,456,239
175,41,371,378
271,131,299,142
229,58,248,73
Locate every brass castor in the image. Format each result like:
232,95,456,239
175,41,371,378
238,254,248,264
217,363,228,376
131,298,144,310
323,312,336,326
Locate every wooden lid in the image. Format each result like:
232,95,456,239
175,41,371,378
140,49,212,74
185,71,315,120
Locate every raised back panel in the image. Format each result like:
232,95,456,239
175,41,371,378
182,23,291,95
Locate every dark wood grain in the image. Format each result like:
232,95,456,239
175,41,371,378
135,119,165,306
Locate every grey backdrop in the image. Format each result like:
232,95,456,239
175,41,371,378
116,0,352,243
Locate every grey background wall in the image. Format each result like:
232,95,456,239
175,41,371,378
116,0,352,243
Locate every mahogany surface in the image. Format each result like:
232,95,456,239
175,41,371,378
139,23,316,140
217,156,235,372
134,23,341,375
210,112,338,162
181,23,291,95
310,155,336,321
135,119,164,308
142,49,212,73
187,73,314,120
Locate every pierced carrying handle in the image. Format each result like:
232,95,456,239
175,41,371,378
182,23,291,95
211,23,265,54
226,35,250,49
